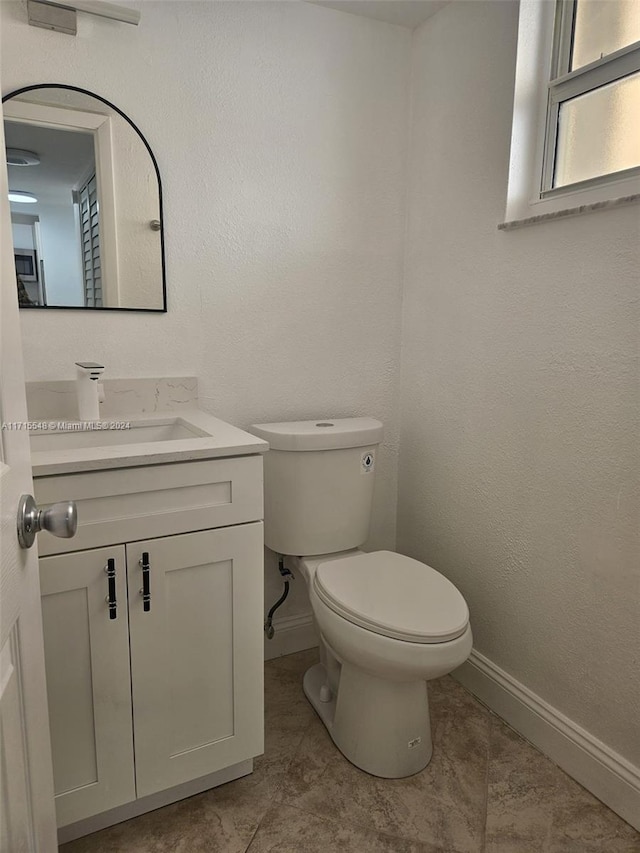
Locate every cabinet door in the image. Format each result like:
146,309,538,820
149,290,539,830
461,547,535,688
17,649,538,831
127,523,264,797
39,546,136,827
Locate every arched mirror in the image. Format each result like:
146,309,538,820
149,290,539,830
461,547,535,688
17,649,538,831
3,84,166,311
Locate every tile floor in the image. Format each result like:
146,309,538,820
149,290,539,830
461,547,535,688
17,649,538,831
62,648,640,853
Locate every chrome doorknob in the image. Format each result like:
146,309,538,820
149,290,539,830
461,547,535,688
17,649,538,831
17,494,78,549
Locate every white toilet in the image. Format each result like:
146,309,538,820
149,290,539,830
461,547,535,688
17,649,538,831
251,417,472,779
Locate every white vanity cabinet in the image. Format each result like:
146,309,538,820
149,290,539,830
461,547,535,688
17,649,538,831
35,453,264,835
127,523,263,798
40,545,136,827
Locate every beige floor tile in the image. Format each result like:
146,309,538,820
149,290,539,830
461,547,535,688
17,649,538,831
266,647,319,679
547,770,640,853
485,717,640,853
59,772,274,853
254,648,319,793
276,675,490,852
246,802,449,853
58,650,640,853
484,719,557,853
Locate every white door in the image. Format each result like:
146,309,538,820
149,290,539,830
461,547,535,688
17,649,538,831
0,71,58,851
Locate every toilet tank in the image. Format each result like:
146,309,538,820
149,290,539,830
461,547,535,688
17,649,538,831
251,418,383,557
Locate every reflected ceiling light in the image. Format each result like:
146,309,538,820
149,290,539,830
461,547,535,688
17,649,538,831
6,148,40,166
9,190,38,203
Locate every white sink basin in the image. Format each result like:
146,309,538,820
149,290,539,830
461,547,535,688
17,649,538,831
30,417,208,452
28,410,269,476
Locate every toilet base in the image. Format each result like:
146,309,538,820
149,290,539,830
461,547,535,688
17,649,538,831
303,662,433,778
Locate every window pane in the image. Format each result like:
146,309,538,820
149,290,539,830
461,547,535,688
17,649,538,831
554,72,640,187
572,0,640,70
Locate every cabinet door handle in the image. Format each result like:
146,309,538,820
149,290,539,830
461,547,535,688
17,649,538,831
139,551,151,612
104,558,117,619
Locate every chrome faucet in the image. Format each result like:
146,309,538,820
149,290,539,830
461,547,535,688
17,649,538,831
75,362,105,420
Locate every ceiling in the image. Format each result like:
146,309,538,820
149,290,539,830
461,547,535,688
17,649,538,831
307,0,450,29
6,120,94,207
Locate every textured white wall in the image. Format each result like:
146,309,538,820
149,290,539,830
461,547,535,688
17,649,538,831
400,0,640,765
1,1,409,619
35,200,84,305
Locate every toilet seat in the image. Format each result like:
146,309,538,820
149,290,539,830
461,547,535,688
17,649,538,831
313,550,469,644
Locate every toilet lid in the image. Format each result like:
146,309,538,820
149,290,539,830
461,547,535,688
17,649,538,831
314,551,469,644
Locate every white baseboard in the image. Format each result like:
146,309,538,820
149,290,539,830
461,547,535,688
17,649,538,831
264,611,318,661
454,650,640,831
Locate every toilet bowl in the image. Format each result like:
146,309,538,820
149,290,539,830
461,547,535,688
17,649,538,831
251,417,473,778
291,550,472,778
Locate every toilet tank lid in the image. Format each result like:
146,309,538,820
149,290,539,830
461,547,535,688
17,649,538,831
251,418,383,451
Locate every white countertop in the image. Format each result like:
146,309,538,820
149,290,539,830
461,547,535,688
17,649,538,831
31,409,269,477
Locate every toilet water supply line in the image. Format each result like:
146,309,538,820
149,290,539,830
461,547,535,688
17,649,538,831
264,556,293,639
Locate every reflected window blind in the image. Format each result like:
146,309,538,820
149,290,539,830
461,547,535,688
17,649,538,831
79,174,102,307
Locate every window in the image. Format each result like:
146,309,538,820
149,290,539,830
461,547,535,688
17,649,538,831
78,174,103,308
504,0,640,224
543,0,640,195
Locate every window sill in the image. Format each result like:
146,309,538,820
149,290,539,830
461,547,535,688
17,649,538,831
498,192,640,232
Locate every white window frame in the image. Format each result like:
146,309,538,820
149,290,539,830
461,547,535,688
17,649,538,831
504,0,640,224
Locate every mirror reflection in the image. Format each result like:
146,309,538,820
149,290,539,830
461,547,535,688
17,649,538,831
3,85,166,311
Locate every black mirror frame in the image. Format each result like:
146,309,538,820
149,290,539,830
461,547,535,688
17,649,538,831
3,83,167,313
